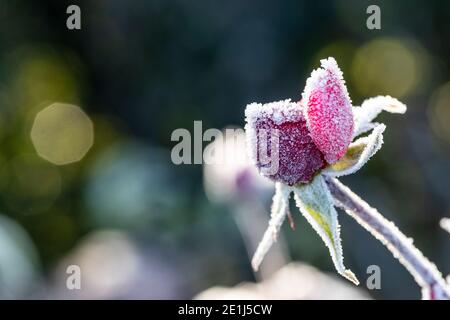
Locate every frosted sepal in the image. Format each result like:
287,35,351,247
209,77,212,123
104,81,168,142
251,183,291,271
293,175,359,285
323,124,385,177
353,96,406,138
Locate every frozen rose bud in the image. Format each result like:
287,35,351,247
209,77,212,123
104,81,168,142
245,100,326,186
302,57,354,164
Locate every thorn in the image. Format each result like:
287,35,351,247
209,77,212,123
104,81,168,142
287,211,296,230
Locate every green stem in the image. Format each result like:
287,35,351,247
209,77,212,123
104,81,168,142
325,176,450,300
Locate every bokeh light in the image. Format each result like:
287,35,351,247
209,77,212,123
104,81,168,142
84,141,185,229
31,103,94,165
351,38,427,98
0,215,40,298
0,154,61,214
203,128,272,203
9,47,82,112
196,263,370,300
54,231,140,299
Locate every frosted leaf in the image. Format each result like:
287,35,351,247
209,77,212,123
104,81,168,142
293,175,359,285
252,183,291,271
244,99,325,186
440,218,450,234
323,124,385,177
302,57,354,164
353,95,406,138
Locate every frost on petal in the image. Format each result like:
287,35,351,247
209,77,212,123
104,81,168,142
244,99,326,186
353,95,406,138
323,124,385,177
293,175,359,285
302,57,354,164
252,183,291,271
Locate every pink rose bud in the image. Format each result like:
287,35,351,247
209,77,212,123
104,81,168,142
302,57,354,164
245,100,326,186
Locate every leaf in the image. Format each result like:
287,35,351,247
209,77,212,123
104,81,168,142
353,95,406,138
323,124,385,177
440,218,450,235
251,182,291,271
293,175,359,285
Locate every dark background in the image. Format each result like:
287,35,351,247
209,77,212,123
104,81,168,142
0,0,449,299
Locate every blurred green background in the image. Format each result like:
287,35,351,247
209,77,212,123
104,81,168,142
0,0,449,299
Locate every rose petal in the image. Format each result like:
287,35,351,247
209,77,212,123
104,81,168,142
302,57,354,164
245,99,326,186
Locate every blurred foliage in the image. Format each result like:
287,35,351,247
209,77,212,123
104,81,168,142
0,0,449,299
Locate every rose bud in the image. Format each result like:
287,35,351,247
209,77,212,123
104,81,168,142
245,99,326,186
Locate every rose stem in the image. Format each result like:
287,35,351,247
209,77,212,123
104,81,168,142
325,176,450,300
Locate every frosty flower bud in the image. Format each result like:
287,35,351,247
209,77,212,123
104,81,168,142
245,100,325,186
302,57,354,164
244,57,439,295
